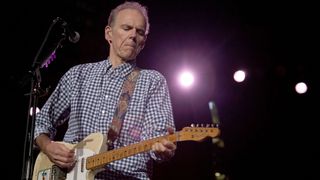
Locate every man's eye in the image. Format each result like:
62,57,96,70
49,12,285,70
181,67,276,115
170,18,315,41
122,26,131,30
137,30,145,36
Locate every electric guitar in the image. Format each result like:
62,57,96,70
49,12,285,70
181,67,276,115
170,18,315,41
32,125,220,180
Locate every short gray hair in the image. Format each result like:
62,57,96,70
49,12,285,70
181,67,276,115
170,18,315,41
108,1,150,35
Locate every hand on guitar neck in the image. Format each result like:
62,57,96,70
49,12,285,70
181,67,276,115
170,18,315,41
151,127,177,161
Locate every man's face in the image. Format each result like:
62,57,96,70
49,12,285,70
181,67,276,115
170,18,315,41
105,9,147,61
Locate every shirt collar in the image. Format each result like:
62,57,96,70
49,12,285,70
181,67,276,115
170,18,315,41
105,58,136,78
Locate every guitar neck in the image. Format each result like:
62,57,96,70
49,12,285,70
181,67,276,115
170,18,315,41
86,133,179,170
85,126,220,170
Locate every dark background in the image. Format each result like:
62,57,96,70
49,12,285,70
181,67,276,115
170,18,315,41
4,0,318,179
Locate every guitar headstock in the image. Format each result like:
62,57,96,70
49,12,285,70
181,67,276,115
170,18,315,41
178,124,220,142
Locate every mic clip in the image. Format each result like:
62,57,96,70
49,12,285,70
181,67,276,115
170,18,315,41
55,17,80,43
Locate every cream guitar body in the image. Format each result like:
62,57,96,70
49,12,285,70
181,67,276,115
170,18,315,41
32,133,107,180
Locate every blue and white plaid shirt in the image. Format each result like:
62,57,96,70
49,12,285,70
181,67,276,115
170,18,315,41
34,59,175,179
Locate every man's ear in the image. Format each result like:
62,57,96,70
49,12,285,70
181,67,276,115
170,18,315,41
140,36,147,50
105,26,112,44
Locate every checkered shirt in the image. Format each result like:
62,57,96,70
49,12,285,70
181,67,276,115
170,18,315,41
34,59,175,179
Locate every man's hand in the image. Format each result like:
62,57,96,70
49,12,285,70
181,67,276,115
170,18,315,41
44,141,76,169
151,127,177,160
36,134,75,169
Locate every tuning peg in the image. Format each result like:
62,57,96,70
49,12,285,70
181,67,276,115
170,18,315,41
191,124,194,127
206,124,210,127
196,124,199,127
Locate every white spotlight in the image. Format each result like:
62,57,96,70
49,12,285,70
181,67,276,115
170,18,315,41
179,71,194,88
233,70,246,83
29,107,40,116
295,82,308,94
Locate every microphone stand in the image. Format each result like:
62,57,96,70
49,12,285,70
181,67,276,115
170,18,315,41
21,17,67,180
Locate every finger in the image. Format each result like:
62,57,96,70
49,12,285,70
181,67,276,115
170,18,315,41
151,143,157,152
166,126,175,134
49,142,74,156
165,127,177,147
54,159,76,169
60,144,75,155
50,148,75,163
55,144,75,160
152,142,166,152
161,139,176,150
151,142,159,152
56,153,76,163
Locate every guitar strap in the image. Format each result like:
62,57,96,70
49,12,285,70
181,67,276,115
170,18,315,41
107,67,140,150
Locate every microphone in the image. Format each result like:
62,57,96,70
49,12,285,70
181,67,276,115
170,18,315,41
208,101,224,148
58,18,80,43
208,101,220,127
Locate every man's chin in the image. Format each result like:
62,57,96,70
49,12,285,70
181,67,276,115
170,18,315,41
122,54,137,61
122,49,139,59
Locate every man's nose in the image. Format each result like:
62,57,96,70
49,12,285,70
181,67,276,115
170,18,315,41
129,29,137,40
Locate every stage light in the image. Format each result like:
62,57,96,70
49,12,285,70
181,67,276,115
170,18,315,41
295,82,308,94
29,107,40,116
233,70,246,83
179,71,194,88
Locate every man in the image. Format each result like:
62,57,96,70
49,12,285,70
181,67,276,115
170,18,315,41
34,1,176,179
